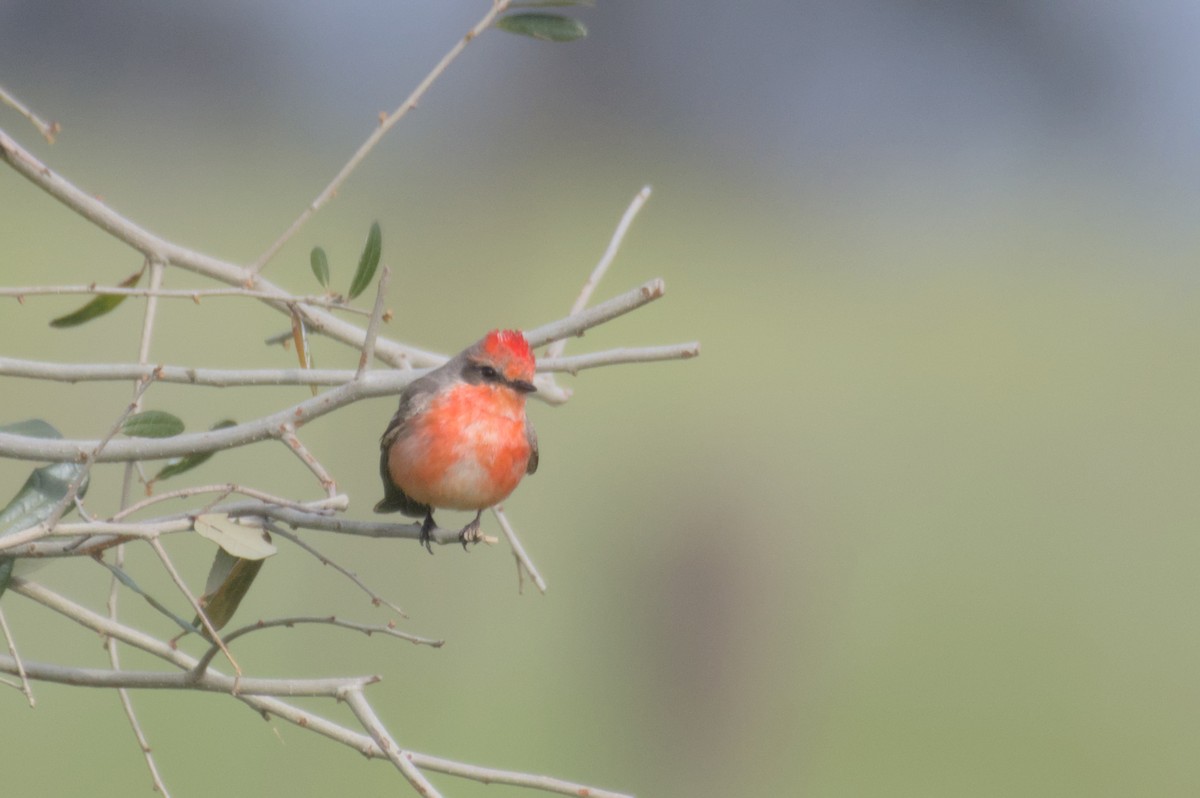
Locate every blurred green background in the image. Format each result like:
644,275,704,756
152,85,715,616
3,2,1200,796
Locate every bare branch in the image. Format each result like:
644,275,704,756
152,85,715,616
341,686,444,797
524,279,666,349
250,1,514,272
492,507,547,594
0,340,695,387
546,185,652,359
0,284,370,314
10,579,631,797
278,423,337,498
267,524,409,618
0,82,59,142
113,484,347,522
0,655,376,696
146,538,240,676
222,616,442,649
44,371,157,533
543,342,700,374
0,373,388,463
0,607,34,706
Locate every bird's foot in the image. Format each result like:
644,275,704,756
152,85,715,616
458,511,483,551
419,513,436,555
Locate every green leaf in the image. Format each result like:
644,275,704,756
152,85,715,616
49,269,143,328
496,13,588,42
0,419,86,597
310,246,331,288
347,221,382,300
93,558,198,633
0,461,89,539
197,548,266,634
0,419,63,439
0,557,13,602
122,410,184,438
152,419,236,482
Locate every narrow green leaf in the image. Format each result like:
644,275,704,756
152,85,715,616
152,419,236,482
49,269,143,328
93,558,198,633
0,419,63,439
347,221,382,300
0,557,14,601
122,410,185,438
197,548,266,634
310,246,331,288
496,13,587,42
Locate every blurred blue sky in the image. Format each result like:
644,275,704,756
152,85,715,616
5,1,1200,180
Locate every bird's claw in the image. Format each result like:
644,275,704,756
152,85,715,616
419,514,436,555
458,514,482,551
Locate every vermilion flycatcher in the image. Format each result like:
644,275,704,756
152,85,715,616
374,329,539,552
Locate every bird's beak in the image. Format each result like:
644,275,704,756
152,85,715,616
512,379,537,394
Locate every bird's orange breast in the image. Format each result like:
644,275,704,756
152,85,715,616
387,384,531,511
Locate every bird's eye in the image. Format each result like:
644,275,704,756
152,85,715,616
480,365,499,380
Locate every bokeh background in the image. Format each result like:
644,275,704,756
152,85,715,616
3,2,1200,796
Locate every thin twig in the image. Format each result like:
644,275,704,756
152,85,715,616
113,484,345,522
0,82,59,143
0,607,34,706
267,524,408,618
0,284,370,314
250,1,513,273
277,423,337,498
546,185,652,359
491,507,547,594
192,615,441,676
43,371,158,533
146,538,240,678
524,278,666,348
111,677,172,796
357,266,391,379
223,616,441,650
110,257,174,796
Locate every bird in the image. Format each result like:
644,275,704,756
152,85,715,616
374,329,539,553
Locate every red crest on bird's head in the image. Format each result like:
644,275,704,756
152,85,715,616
480,329,536,383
